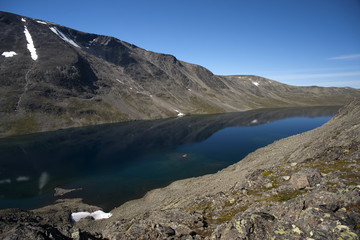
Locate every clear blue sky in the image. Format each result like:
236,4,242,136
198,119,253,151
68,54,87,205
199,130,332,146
2,0,360,88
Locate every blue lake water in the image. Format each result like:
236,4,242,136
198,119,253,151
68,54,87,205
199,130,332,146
0,106,339,211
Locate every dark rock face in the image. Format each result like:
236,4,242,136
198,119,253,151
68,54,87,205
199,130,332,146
1,11,360,137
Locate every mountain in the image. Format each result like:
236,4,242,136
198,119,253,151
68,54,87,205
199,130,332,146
1,11,359,137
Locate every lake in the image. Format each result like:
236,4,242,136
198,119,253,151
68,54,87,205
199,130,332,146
0,106,339,211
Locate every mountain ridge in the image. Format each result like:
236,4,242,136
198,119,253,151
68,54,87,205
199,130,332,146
1,11,359,137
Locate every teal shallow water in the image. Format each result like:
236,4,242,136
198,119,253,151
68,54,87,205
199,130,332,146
0,106,339,211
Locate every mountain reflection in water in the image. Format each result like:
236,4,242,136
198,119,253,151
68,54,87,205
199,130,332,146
0,106,340,211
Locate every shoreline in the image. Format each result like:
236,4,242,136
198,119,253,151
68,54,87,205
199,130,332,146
1,99,359,239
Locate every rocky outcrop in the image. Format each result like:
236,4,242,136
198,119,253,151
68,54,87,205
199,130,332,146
1,11,360,137
1,98,359,239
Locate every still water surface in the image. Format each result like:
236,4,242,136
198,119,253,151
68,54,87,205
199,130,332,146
0,106,339,211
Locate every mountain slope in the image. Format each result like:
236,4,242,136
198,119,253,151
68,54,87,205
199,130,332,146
1,11,359,137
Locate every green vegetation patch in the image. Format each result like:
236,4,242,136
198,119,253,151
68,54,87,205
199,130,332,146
255,189,305,203
215,205,249,224
261,171,274,176
304,158,354,174
10,115,40,135
189,96,224,114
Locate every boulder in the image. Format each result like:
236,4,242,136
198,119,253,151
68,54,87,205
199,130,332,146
290,168,322,189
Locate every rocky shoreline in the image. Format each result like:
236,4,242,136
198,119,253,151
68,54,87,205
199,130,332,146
1,99,359,239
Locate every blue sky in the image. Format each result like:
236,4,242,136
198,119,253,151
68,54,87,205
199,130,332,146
2,0,360,88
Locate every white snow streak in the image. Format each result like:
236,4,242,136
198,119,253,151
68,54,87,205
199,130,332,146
49,27,80,48
252,81,259,86
36,20,47,25
21,18,26,22
71,210,112,222
251,119,258,124
2,51,17,58
24,26,38,60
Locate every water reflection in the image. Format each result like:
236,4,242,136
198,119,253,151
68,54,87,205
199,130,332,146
0,106,339,210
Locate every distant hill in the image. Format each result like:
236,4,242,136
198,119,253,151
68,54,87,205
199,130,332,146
1,11,359,136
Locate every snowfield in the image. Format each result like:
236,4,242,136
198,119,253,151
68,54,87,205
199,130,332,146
24,26,38,60
2,51,17,58
71,210,112,222
49,26,81,48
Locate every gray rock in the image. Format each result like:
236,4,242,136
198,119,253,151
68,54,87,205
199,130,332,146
290,168,322,189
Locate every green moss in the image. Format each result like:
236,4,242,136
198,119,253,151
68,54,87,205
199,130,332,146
186,201,214,214
189,96,224,113
10,115,40,135
223,199,237,208
255,189,305,203
211,204,249,224
247,189,263,197
326,181,339,191
237,205,249,212
305,159,354,174
261,171,274,176
277,193,292,202
217,209,239,223
277,190,304,202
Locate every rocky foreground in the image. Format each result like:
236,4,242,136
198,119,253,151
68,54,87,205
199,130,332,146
1,99,360,239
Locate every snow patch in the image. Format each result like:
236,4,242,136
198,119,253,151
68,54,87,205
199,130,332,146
187,88,192,91
21,18,26,22
49,27,80,48
251,119,258,124
174,109,185,117
16,176,30,182
88,38,96,45
24,26,38,60
71,210,112,222
252,81,259,86
2,51,17,58
36,20,47,25
0,179,11,184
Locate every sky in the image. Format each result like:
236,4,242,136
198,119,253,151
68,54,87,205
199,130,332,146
2,0,360,88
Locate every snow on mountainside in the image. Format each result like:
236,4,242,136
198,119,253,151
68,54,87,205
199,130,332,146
0,11,359,137
49,26,81,48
